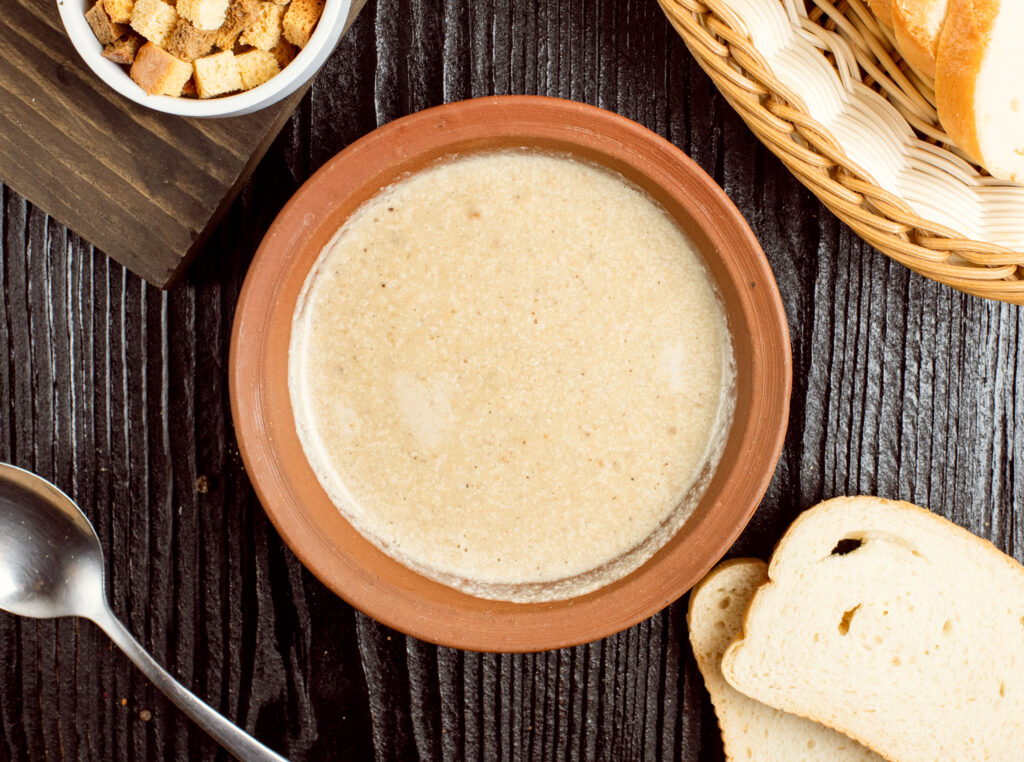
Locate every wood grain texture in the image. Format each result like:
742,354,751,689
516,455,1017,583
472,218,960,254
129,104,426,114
0,0,364,289
2,0,1023,760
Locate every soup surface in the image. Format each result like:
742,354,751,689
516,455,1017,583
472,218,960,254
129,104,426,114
290,151,734,601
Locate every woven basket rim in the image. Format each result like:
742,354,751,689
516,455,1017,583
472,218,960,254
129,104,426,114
659,0,1024,304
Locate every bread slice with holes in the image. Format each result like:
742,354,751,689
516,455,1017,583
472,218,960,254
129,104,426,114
936,0,1024,183
893,0,948,78
722,496,1024,762
689,559,883,762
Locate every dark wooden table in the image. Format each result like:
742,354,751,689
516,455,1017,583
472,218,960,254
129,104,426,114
3,1,1021,760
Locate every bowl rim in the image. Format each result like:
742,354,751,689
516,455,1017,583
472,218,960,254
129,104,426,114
230,95,792,651
55,0,351,117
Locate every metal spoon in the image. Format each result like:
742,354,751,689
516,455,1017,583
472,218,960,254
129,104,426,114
0,462,287,761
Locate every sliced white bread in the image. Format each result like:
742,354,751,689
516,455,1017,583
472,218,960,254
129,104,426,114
868,0,895,29
688,559,882,762
722,496,1024,762
936,0,1024,183
893,0,948,78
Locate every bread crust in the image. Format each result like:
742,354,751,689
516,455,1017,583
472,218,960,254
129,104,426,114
893,0,943,79
935,0,999,164
688,559,767,762
868,0,895,28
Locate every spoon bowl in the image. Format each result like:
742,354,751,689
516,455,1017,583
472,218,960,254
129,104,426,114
0,463,286,761
0,465,104,619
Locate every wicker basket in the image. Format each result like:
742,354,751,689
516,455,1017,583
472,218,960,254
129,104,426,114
659,0,1024,303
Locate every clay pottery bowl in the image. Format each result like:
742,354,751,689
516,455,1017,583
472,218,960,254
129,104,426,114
230,95,791,652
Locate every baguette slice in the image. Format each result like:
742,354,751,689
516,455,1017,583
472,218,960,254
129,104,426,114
722,496,1024,762
936,0,1024,183
689,559,882,762
893,0,948,78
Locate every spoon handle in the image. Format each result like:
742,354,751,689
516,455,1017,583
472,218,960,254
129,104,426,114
89,604,289,762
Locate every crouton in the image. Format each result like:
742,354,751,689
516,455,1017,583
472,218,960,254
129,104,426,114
269,37,297,67
103,0,134,24
129,41,192,95
215,28,239,50
281,0,322,48
193,49,242,97
214,0,257,49
86,0,127,45
215,27,240,50
238,2,284,50
165,18,216,61
235,49,280,89
130,0,178,46
181,76,197,96
101,31,145,64
176,0,229,30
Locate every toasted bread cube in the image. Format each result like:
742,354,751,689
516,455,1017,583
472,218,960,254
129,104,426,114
235,49,279,89
269,37,297,67
216,28,242,50
238,2,284,50
215,27,240,50
214,0,257,49
281,0,321,48
165,18,216,61
86,0,127,44
176,0,229,30
193,49,242,97
181,76,197,96
103,0,134,24
130,41,192,95
101,31,145,64
130,0,178,46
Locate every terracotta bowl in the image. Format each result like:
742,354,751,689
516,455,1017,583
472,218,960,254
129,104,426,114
230,96,791,652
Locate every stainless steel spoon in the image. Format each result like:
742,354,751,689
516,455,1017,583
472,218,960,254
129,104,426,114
0,462,287,761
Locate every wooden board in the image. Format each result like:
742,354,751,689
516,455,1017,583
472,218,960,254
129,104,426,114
2,0,1022,760
0,0,363,288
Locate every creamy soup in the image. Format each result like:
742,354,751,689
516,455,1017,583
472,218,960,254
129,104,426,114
289,151,734,602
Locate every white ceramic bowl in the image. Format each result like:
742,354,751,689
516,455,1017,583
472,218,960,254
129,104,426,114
56,0,352,118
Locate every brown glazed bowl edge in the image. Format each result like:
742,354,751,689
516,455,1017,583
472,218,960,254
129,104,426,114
229,95,792,652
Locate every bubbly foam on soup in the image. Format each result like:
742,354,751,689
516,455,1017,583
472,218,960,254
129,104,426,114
290,151,734,602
